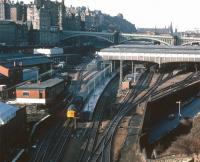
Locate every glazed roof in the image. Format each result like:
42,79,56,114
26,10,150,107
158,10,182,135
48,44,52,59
0,102,19,125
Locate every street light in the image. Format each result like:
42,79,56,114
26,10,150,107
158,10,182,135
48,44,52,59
176,101,182,118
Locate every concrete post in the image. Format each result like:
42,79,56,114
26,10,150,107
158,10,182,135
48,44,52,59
104,68,106,79
132,61,134,74
119,60,123,86
176,101,182,118
113,60,115,71
134,65,137,83
94,78,96,94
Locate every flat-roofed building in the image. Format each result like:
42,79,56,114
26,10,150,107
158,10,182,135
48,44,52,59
0,62,23,86
0,102,26,162
16,78,65,105
0,53,52,74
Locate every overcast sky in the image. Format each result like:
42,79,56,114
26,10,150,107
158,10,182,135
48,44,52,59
24,0,200,31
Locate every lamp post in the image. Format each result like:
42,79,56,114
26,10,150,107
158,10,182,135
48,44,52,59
176,101,181,118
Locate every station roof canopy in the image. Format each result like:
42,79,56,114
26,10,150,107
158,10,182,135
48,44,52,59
0,102,19,125
16,78,64,90
99,45,200,55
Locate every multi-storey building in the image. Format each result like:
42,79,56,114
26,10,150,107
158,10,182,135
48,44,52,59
27,0,65,45
27,0,65,30
10,1,27,22
0,20,28,45
0,0,10,20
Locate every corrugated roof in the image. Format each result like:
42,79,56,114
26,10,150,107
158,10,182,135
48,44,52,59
0,53,51,68
0,102,19,125
7,56,51,66
100,45,200,54
17,78,64,90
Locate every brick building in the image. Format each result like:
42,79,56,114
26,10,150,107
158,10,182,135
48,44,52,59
16,78,65,105
0,62,23,85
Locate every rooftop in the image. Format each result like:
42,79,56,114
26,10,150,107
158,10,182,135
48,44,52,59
0,53,51,68
17,78,64,90
0,20,16,25
0,102,19,125
100,45,200,55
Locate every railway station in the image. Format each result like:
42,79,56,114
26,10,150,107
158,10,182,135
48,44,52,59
2,14,200,162
2,0,200,161
1,43,200,162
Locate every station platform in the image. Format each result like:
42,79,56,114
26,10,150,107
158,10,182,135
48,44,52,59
82,72,117,120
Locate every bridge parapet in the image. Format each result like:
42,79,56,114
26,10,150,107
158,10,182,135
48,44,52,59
119,33,175,46
60,30,200,46
61,31,115,44
180,37,200,46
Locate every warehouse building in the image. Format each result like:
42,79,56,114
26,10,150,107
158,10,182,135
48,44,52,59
0,61,23,86
16,78,65,105
0,102,26,162
0,53,52,74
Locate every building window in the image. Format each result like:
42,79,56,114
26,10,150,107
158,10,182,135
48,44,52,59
23,91,29,96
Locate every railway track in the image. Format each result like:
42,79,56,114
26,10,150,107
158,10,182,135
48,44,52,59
153,72,200,99
78,77,119,162
30,69,200,162
30,119,73,162
86,72,165,162
44,120,73,162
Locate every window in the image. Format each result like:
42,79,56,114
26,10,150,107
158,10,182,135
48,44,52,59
23,91,29,97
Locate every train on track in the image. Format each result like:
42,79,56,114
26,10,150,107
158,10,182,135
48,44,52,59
66,96,84,118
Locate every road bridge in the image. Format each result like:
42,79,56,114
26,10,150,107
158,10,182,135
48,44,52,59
1,31,200,48
61,31,200,46
2,31,200,53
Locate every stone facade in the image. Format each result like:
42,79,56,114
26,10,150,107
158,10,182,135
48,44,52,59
0,0,10,20
10,1,27,22
27,0,65,31
27,0,65,44
0,20,28,45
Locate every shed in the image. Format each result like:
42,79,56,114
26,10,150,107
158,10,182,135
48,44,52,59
0,102,19,125
0,102,26,162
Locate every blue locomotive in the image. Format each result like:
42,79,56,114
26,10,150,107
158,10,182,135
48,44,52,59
66,96,84,118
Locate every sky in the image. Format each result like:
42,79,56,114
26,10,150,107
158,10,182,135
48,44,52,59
24,0,200,31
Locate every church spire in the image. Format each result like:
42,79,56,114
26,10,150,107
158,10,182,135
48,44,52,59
170,22,173,35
